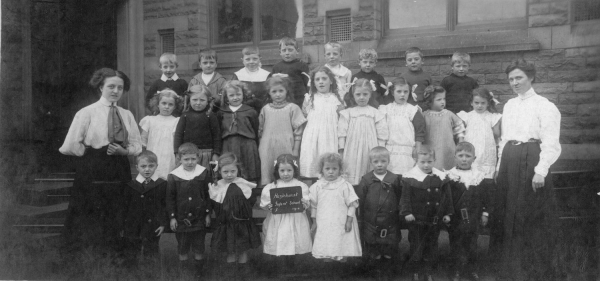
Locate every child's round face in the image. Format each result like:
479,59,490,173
280,45,298,62
416,154,434,174
371,156,389,175
353,86,371,107
452,61,469,77
136,158,158,179
190,92,208,111
314,71,332,93
430,92,446,112
324,46,341,66
359,58,376,73
322,161,341,181
242,54,261,71
471,95,489,113
455,150,475,170
405,52,424,72
160,62,177,78
100,76,124,103
393,84,410,105
159,96,176,116
226,88,243,106
278,163,295,182
269,84,288,104
220,164,238,183
200,58,216,74
180,153,199,171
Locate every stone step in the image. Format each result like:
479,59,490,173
18,181,71,206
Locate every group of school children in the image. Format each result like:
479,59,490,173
61,36,508,281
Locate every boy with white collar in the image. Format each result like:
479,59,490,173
167,143,213,276
400,145,452,281
445,142,490,281
232,46,272,112
120,150,168,265
145,53,188,114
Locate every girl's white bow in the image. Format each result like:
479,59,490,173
490,91,501,105
301,72,311,87
368,80,377,92
381,82,393,96
411,84,419,102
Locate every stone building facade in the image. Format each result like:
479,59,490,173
1,0,599,176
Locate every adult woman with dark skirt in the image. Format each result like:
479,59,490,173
495,59,561,280
59,68,142,256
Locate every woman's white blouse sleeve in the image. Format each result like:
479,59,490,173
536,100,561,177
59,110,91,156
123,110,142,156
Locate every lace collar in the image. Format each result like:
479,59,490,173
446,167,485,188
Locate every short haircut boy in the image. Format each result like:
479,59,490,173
455,141,475,155
369,146,390,160
160,53,178,66
359,48,378,61
137,150,158,164
199,49,217,62
451,52,471,66
178,142,200,156
279,37,298,50
416,145,435,160
242,46,260,56
405,47,423,58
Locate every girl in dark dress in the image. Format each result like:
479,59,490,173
59,68,142,256
209,153,261,267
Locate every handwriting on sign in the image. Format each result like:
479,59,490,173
270,186,304,214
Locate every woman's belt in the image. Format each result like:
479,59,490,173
507,138,541,145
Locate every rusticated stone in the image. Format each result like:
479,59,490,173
547,70,598,82
559,129,581,144
529,13,568,27
485,73,508,84
533,83,570,96
586,57,600,68
535,58,586,71
556,104,578,116
484,84,513,96
566,46,600,58
579,129,600,143
578,104,600,116
469,62,503,74
523,49,565,61
353,31,374,41
574,81,600,92
529,1,568,15
559,92,600,104
304,36,326,46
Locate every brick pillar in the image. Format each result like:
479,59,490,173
528,0,569,27
303,0,326,46
352,0,382,41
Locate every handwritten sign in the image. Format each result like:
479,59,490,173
270,186,304,214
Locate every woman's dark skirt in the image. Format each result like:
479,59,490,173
496,142,559,280
222,135,260,181
62,146,131,255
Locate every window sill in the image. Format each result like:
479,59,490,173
377,29,540,59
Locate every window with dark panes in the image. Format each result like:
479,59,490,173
159,29,175,54
572,0,600,22
260,0,298,41
212,0,301,46
215,0,254,44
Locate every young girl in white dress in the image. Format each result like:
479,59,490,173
338,78,388,185
457,88,502,179
140,89,182,179
299,66,345,178
258,77,307,185
309,153,362,262
260,154,312,272
379,77,426,175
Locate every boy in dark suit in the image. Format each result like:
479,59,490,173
444,142,491,281
400,146,453,281
120,150,168,265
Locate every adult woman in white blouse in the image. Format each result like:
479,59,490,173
495,59,561,280
59,68,142,255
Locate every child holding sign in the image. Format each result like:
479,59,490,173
259,154,312,274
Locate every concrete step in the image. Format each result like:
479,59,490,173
18,181,71,206
10,202,68,234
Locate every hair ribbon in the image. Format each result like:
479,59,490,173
301,72,311,87
489,91,501,105
381,82,393,96
368,80,377,92
411,84,419,101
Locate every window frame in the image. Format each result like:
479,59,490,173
383,0,528,38
158,28,175,54
208,0,296,50
326,9,352,43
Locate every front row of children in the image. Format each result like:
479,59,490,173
122,139,492,280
